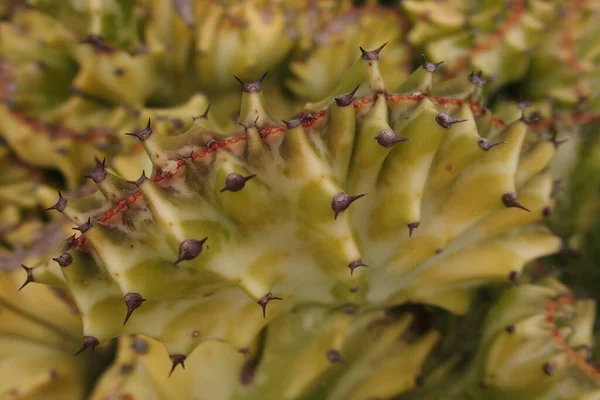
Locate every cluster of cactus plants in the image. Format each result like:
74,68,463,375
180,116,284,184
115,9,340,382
1,1,599,399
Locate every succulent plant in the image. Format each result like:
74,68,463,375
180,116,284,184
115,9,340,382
1,1,600,400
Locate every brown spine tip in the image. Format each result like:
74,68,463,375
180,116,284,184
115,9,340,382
542,362,554,376
220,173,256,193
174,237,208,265
282,118,301,129
505,325,516,334
508,271,520,285
332,192,366,219
326,349,344,364
548,129,568,148
374,129,410,148
169,354,186,377
123,293,147,326
542,206,552,217
131,338,149,354
46,191,67,212
84,157,107,183
421,54,443,72
435,248,443,254
334,85,360,107
359,42,387,60
436,113,468,129
468,71,489,87
408,222,421,237
478,138,506,151
193,104,211,120
128,170,147,187
501,193,530,212
239,116,260,131
18,265,34,291
74,336,99,356
79,34,114,52
234,72,268,93
53,253,73,267
119,363,134,375
125,118,152,141
258,293,282,318
73,217,93,233
348,259,368,275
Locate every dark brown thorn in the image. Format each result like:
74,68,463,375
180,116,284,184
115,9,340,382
408,222,421,237
123,293,147,326
359,42,387,60
548,129,568,148
74,336,99,356
374,129,410,148
326,349,344,364
174,237,208,265
543,362,554,376
53,253,72,267
131,338,149,354
79,34,114,52
335,85,360,107
46,190,67,212
435,248,443,254
542,206,552,218
505,325,516,334
84,157,107,183
348,259,368,275
478,138,506,151
119,364,134,375
238,116,260,130
436,113,468,129
128,170,147,186
73,217,93,233
332,192,366,219
350,286,359,293
220,173,256,193
282,118,301,129
501,192,530,212
169,354,186,377
233,72,268,93
125,118,152,141
240,358,258,385
114,68,125,76
509,271,520,285
468,71,489,87
258,293,282,318
172,118,184,129
18,265,34,291
421,54,443,72
193,104,211,120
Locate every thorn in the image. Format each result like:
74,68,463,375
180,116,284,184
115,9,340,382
467,71,489,87
74,336,99,355
193,104,211,120
131,338,149,354
350,286,359,293
373,129,410,148
421,55,443,72
174,238,208,265
335,85,360,107
114,68,125,76
53,253,72,267
172,118,184,130
519,106,540,125
435,248,443,254
45,191,67,212
408,222,420,237
73,217,93,233
478,138,506,151
169,354,186,377
238,115,260,131
18,265,34,291
508,271,520,285
233,72,268,93
125,118,152,141
436,113,468,129
84,157,107,183
343,304,356,314
542,206,552,217
123,293,147,326
505,325,516,334
326,349,344,364
79,34,114,52
359,42,387,60
501,193,530,212
282,118,301,129
258,293,282,318
415,375,424,387
119,364,134,375
332,192,366,219
348,259,368,275
220,173,256,193
240,358,258,385
543,362,554,376
128,170,147,186
548,129,568,148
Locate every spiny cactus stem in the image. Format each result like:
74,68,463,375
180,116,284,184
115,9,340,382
18,265,34,291
258,293,282,318
74,336,99,356
169,354,186,377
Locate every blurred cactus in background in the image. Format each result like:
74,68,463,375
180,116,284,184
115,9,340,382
0,1,599,399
